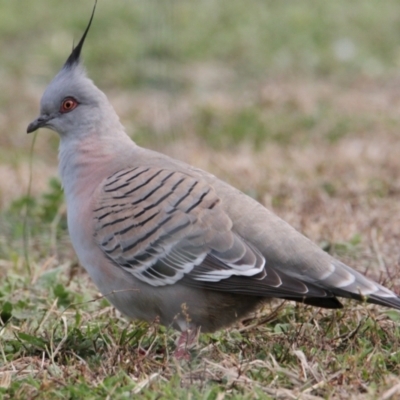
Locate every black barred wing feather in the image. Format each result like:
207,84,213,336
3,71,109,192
93,166,347,305
93,167,266,287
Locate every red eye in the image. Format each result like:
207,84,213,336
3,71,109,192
60,97,78,113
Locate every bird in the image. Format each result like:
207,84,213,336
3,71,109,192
27,3,400,358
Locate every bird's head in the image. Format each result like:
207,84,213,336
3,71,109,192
27,1,118,138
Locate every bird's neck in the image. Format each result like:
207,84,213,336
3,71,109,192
58,130,137,202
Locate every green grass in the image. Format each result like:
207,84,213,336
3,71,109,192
2,254,400,399
1,0,400,398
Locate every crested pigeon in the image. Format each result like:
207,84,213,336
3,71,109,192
27,3,400,357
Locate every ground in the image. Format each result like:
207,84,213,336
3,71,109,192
1,1,400,399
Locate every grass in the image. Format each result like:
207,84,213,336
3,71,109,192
1,0,400,398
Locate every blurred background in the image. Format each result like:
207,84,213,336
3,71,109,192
1,0,400,277
1,1,400,396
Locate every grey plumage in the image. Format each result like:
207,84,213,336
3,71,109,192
27,4,400,339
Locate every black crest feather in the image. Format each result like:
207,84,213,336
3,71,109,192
64,0,97,68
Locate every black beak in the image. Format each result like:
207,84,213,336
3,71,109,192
27,116,50,133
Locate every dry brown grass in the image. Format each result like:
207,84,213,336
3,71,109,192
2,1,400,396
1,75,400,399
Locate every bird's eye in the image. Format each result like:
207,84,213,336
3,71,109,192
60,97,78,113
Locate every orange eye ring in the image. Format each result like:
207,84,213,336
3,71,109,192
60,97,78,113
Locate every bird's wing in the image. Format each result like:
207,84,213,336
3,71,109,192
92,165,336,302
93,165,400,309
